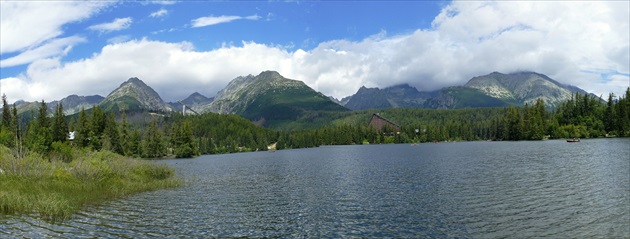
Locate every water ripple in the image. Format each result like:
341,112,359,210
1,138,628,238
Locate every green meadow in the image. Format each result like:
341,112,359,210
0,145,180,222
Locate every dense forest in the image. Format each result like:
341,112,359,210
0,87,628,158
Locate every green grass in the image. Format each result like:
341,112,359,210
0,146,181,222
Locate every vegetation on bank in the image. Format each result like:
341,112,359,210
0,96,179,222
0,145,180,222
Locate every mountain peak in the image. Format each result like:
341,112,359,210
203,70,347,122
258,70,281,78
181,92,212,106
465,71,585,106
190,92,203,97
100,77,172,112
123,77,146,86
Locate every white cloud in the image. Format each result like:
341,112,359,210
0,1,111,54
191,14,260,28
143,0,176,5
107,35,132,44
88,17,133,33
0,36,86,68
1,1,628,104
150,9,168,18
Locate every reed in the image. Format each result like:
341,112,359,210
0,146,181,222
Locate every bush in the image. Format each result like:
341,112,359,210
51,142,74,162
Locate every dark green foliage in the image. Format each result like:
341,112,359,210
0,95,17,148
51,103,68,143
26,100,53,153
1,95,11,130
103,113,122,154
142,118,165,158
172,120,198,158
173,113,274,155
90,106,106,150
119,113,132,156
75,108,91,148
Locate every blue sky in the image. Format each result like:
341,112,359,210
1,1,628,103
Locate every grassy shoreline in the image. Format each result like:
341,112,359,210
0,146,181,222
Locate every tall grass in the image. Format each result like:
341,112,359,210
0,145,180,222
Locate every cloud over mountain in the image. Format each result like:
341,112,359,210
1,1,628,104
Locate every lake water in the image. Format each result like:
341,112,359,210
1,138,629,238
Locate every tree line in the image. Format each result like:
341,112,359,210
1,88,628,158
275,88,630,148
0,95,277,159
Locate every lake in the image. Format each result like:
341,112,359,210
1,138,629,238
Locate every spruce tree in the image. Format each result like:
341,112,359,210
604,93,615,133
119,112,131,156
104,113,122,154
75,108,91,147
144,118,164,158
1,94,11,129
51,103,68,143
30,100,52,153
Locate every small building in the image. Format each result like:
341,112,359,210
368,113,401,133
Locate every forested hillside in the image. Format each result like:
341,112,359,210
1,88,628,158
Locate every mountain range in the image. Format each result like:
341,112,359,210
6,71,592,124
341,71,589,109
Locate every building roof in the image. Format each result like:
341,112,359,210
370,113,400,128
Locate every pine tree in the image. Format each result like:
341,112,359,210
143,118,165,158
174,120,198,158
30,100,52,153
51,103,68,143
104,113,122,154
1,94,11,129
129,128,142,157
75,108,91,147
119,112,131,156
604,93,615,133
0,95,16,147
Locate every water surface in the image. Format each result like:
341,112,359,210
1,138,629,238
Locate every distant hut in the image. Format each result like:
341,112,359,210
368,113,401,134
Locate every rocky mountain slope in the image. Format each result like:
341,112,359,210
423,87,508,109
12,95,104,116
202,71,348,122
52,95,104,115
464,71,586,107
5,71,593,121
168,92,213,113
342,72,589,109
99,77,173,112
344,84,435,110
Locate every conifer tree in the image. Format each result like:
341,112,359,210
51,103,68,143
143,118,165,158
119,112,131,156
174,120,198,158
604,93,615,133
29,100,52,153
1,94,11,129
104,113,122,154
75,108,91,147
0,95,16,147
